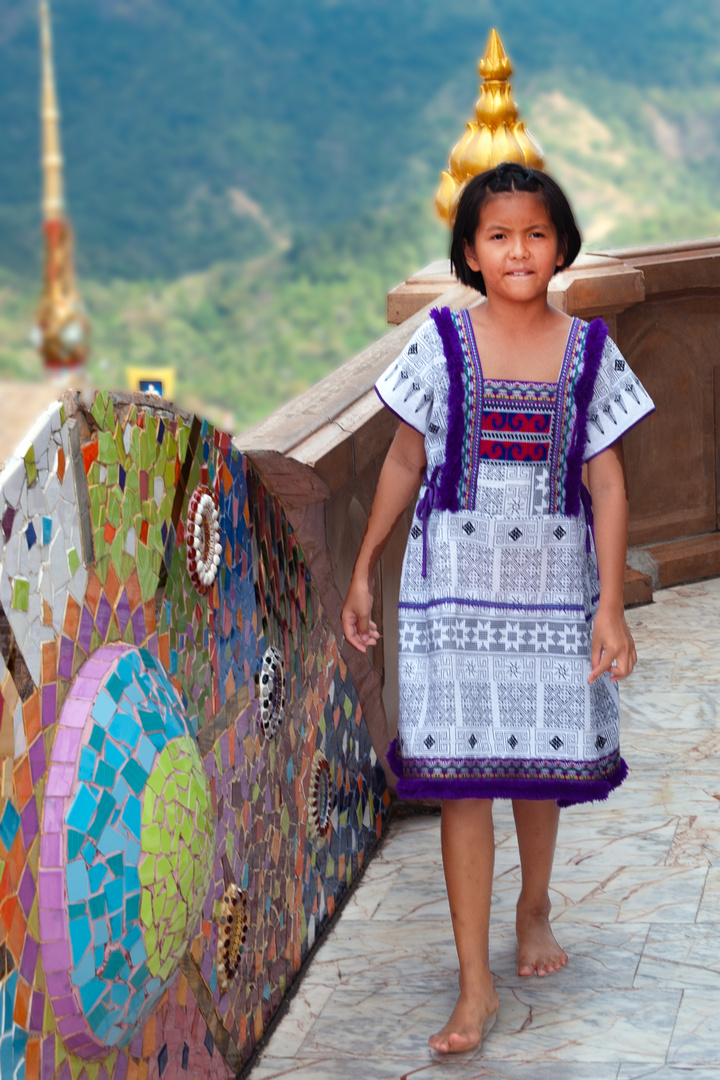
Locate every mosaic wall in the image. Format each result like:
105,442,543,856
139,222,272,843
0,392,389,1080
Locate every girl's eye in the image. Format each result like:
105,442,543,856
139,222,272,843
530,231,546,238
490,232,505,240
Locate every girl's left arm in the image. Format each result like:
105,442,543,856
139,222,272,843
586,439,637,684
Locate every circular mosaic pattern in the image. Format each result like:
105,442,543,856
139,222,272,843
39,645,216,1059
186,484,221,593
215,883,248,993
308,750,334,842
258,646,286,738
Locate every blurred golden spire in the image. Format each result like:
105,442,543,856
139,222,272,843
34,0,90,372
435,29,544,225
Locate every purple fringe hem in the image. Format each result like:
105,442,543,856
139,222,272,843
386,739,628,808
429,307,464,512
564,317,608,517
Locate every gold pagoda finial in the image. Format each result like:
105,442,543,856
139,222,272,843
435,29,544,225
34,0,90,372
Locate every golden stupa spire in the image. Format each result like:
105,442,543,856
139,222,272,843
34,0,90,372
435,29,544,225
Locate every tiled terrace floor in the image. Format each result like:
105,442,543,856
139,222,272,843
249,579,720,1080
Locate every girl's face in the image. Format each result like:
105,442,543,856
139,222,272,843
463,191,565,304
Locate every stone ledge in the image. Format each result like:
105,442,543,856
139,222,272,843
644,532,720,589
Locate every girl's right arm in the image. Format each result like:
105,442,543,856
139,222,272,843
342,421,427,653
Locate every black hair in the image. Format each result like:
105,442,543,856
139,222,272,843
450,162,582,295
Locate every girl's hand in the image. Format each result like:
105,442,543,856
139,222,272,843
342,575,380,654
588,608,637,684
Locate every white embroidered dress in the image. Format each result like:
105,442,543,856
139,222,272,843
375,309,654,804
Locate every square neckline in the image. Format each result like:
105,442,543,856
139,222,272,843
462,310,579,389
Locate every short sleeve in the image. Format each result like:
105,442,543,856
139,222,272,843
374,318,442,435
584,336,655,460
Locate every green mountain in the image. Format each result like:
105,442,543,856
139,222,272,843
0,1,718,429
1,0,718,278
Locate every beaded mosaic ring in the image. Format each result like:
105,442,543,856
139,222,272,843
258,647,285,738
308,751,334,842
186,484,221,594
215,883,248,994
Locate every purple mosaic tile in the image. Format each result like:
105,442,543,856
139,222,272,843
57,1061,72,1080
96,592,112,638
42,937,72,972
41,1034,56,1080
2,504,15,540
146,632,159,658
41,682,57,727
59,1015,86,1037
93,643,131,663
46,972,73,999
78,605,94,654
47,996,76,1024
116,588,131,634
17,863,36,917
58,635,74,680
114,1055,128,1080
46,763,75,797
131,604,146,645
42,796,65,832
40,832,62,867
131,1031,143,1057
52,726,83,763
38,868,64,906
20,796,39,849
20,934,39,982
39,907,66,941
29,988,45,1031
71,675,101,700
57,697,92,730
28,733,46,784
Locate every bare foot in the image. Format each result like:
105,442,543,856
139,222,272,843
516,903,568,977
428,984,499,1054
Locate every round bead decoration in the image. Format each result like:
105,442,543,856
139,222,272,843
216,883,249,993
186,484,221,594
308,750,334,842
258,646,285,737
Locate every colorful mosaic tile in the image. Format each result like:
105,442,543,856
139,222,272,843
0,391,389,1080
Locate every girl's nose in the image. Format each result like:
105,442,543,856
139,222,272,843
510,235,529,258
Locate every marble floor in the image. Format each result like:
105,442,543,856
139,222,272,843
248,579,720,1080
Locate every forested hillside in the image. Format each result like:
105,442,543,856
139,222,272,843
0,0,718,426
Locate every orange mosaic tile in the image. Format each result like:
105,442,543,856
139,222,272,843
13,974,30,1027
23,694,41,746
104,560,121,606
13,756,33,810
62,594,82,639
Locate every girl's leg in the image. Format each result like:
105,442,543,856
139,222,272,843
512,799,568,976
429,798,499,1053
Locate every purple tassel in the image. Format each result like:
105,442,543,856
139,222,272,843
429,307,464,512
387,738,628,807
564,317,608,516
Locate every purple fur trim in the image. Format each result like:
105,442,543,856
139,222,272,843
564,317,608,516
387,739,628,807
429,307,464,512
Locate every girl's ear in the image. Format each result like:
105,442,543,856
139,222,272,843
463,238,481,273
556,237,568,269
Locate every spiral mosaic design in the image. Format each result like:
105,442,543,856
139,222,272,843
308,750,334,842
215,883,248,993
186,484,221,593
258,646,286,737
38,645,216,1059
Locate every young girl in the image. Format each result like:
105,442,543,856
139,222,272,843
341,162,655,1054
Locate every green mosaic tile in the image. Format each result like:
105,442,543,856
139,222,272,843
12,577,30,611
67,547,80,576
24,443,37,486
91,391,109,428
98,431,118,465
